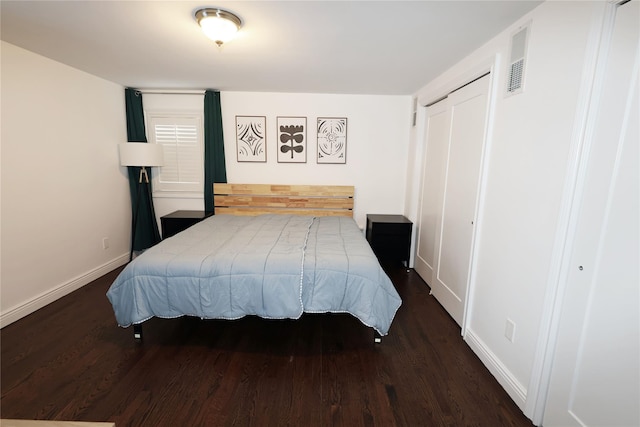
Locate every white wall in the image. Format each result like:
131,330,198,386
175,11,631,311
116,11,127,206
1,41,130,326
409,1,601,416
217,92,412,229
149,92,412,229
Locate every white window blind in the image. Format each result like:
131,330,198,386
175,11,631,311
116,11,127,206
147,114,204,194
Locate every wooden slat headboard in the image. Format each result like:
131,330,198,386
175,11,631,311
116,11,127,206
213,183,354,217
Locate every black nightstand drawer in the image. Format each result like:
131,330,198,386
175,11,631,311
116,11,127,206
160,210,213,239
366,214,413,266
370,222,411,236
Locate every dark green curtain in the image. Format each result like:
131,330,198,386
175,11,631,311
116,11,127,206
125,88,161,251
204,90,227,213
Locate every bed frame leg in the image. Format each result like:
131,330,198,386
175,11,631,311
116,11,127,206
374,331,382,344
133,324,143,341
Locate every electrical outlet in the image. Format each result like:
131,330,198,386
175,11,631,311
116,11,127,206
102,237,109,250
505,318,516,343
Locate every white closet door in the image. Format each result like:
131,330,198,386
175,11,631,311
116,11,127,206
433,75,490,326
415,99,449,282
416,74,490,327
543,2,639,425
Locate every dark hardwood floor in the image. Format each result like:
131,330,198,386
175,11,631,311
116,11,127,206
1,263,534,427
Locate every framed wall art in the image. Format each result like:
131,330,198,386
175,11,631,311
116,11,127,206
277,116,307,163
317,117,347,164
236,116,266,162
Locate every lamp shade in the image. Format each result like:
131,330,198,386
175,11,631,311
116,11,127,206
119,143,164,167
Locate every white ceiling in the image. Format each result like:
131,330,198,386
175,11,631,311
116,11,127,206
0,1,542,95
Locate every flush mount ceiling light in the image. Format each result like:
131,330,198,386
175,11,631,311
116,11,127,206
195,8,242,47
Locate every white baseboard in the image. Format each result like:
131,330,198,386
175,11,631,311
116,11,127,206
0,253,129,328
464,328,528,411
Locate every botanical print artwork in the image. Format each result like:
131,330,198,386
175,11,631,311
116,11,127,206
236,116,266,162
277,117,306,163
317,117,347,164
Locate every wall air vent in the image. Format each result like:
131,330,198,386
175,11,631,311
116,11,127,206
506,22,530,96
508,58,525,93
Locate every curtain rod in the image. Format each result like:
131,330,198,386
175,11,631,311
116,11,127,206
135,89,207,95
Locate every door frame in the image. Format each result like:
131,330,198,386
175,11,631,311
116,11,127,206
414,55,499,336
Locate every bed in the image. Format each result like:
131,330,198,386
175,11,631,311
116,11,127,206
106,184,402,342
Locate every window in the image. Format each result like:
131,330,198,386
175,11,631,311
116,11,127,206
147,113,204,195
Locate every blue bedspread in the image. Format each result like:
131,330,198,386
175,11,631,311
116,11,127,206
107,214,401,335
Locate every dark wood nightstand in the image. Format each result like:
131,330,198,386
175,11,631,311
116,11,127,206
366,214,413,267
160,210,213,239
